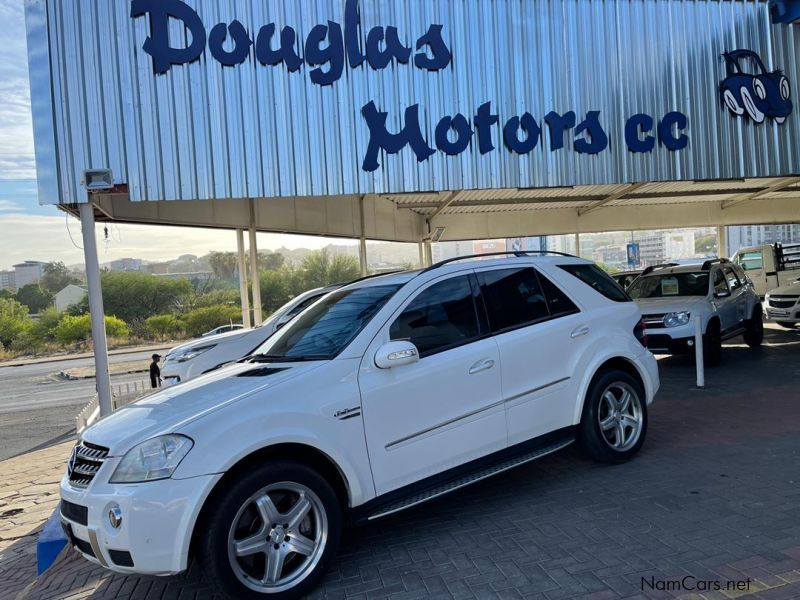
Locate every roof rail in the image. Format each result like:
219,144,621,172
641,262,680,276
337,270,406,286
701,258,730,271
423,250,578,273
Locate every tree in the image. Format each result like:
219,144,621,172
208,252,238,280
696,234,717,256
53,314,128,344
100,272,192,323
182,305,242,337
0,289,13,300
259,252,285,271
0,298,31,348
297,250,360,291
145,315,184,340
15,284,53,314
259,270,291,315
41,261,79,293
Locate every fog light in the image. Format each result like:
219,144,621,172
687,340,694,347
108,505,123,529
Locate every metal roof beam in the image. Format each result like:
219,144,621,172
427,190,460,221
721,176,800,209
577,182,647,216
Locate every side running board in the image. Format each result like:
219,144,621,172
366,437,574,521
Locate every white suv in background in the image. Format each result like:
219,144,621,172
60,253,659,599
627,259,763,366
161,285,340,387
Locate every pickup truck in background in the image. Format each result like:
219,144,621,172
731,242,800,297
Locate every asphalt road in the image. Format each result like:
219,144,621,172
0,350,158,461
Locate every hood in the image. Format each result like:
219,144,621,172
81,360,323,455
634,296,709,315
165,327,269,358
768,278,800,296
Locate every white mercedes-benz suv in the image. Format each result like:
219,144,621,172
59,253,659,599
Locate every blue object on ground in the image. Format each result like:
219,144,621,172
37,507,67,575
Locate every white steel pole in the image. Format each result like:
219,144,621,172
78,203,113,417
248,226,263,325
694,315,705,389
418,242,425,268
716,225,728,258
574,233,581,257
236,229,251,329
359,197,368,276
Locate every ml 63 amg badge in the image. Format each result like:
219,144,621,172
720,50,792,124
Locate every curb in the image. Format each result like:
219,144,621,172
0,344,174,368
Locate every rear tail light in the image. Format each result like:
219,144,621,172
633,318,648,348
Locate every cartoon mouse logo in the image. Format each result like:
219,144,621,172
720,50,792,124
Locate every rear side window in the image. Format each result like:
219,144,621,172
390,275,481,357
559,264,630,302
477,268,550,331
477,268,580,333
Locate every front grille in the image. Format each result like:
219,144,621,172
769,296,799,309
68,441,109,488
60,500,88,526
73,536,95,558
642,314,667,329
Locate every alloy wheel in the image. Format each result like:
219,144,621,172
227,482,328,594
597,382,643,452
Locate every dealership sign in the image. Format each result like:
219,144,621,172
131,0,690,172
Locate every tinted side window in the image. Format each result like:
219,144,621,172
559,264,630,302
477,268,550,332
539,274,580,317
713,269,728,294
390,276,481,357
724,266,742,290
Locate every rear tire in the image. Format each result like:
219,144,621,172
703,320,722,367
579,369,648,464
197,461,342,600
743,307,764,347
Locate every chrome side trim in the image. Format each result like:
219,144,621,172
385,377,571,450
385,400,505,450
504,377,571,404
368,438,574,520
87,527,109,568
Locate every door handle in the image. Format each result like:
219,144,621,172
571,326,590,339
469,358,495,375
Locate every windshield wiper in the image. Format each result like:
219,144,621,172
244,354,329,363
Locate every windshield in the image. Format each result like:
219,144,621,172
251,284,401,361
627,272,709,298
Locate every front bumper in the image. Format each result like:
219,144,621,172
59,469,221,575
765,304,800,323
644,321,698,354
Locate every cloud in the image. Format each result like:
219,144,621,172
0,199,20,212
0,0,36,180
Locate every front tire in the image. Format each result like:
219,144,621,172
197,462,342,599
744,308,764,347
579,370,648,464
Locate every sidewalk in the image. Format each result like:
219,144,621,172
0,441,72,600
0,344,174,368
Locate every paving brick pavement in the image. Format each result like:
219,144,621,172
6,326,800,599
0,441,74,600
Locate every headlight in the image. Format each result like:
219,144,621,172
753,78,767,100
172,344,216,363
110,435,193,483
780,76,790,101
663,312,690,328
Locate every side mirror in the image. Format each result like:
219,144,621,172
375,341,419,369
715,290,731,299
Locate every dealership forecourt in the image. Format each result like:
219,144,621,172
20,0,800,596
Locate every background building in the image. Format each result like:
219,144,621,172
727,224,800,255
13,261,47,289
54,284,87,312
0,270,16,292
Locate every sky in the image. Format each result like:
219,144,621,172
0,0,335,272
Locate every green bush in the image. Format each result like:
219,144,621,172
0,298,31,348
11,325,45,355
145,315,184,340
54,314,129,344
182,305,242,337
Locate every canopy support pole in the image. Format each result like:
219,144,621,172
717,225,728,258
574,233,581,257
78,202,112,417
249,200,263,324
236,229,251,329
359,196,368,276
